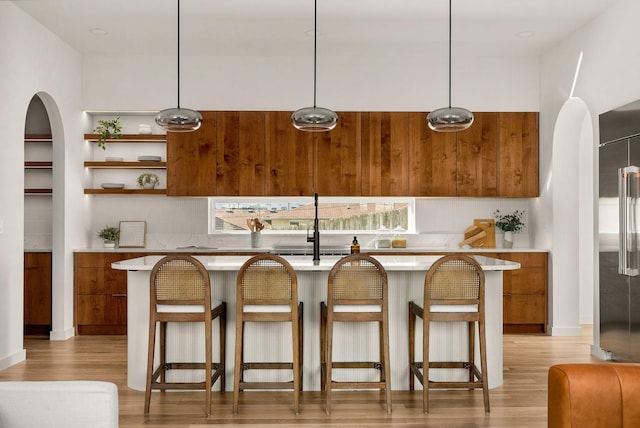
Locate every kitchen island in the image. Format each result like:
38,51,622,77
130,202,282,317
112,254,519,392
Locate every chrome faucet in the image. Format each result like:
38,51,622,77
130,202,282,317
307,193,320,265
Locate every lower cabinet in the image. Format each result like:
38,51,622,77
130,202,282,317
74,252,134,335
496,252,548,334
24,252,52,335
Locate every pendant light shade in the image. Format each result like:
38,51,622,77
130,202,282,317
155,0,202,132
427,0,473,133
292,0,338,132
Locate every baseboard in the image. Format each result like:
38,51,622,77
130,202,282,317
548,325,583,336
590,344,612,360
49,327,75,341
0,348,26,371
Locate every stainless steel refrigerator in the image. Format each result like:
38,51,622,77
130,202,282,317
599,100,640,361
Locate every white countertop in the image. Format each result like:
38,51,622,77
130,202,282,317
112,254,520,272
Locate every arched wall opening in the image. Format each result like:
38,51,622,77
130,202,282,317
549,97,593,336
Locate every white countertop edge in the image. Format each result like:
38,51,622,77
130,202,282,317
74,247,548,253
112,254,520,272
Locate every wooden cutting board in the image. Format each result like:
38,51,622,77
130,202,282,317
473,218,496,248
458,225,487,248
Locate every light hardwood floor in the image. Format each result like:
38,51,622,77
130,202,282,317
0,328,599,427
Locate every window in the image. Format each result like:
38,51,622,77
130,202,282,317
208,197,414,234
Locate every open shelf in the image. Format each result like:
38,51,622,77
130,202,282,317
84,161,166,169
84,188,166,195
25,161,53,169
25,188,52,195
84,134,166,143
25,134,52,143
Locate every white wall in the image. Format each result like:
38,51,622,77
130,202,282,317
0,2,85,369
539,0,640,347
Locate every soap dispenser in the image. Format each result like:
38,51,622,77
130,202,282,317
350,236,360,254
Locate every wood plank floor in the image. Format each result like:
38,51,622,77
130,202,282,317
0,327,600,427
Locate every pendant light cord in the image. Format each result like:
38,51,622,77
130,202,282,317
313,0,318,109
448,0,452,109
177,0,181,109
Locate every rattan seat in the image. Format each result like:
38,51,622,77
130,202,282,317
233,254,303,414
144,255,226,416
320,253,392,415
408,254,489,413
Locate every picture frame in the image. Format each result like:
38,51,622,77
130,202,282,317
118,220,146,248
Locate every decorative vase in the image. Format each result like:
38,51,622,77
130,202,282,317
503,231,514,248
103,240,115,248
250,231,261,248
142,182,156,189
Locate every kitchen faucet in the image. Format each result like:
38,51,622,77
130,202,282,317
307,193,320,265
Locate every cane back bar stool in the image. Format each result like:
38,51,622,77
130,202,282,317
233,254,303,414
320,253,392,415
408,254,489,413
144,255,226,416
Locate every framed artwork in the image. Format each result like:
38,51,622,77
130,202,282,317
118,221,146,248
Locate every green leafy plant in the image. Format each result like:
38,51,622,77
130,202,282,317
136,173,159,187
494,209,525,233
93,118,122,150
97,225,119,242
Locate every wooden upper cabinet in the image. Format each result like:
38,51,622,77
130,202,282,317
265,111,314,196
408,112,457,196
361,112,410,196
216,111,266,196
314,112,362,196
497,112,539,197
457,112,498,197
166,111,216,196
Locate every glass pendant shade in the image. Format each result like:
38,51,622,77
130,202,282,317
291,106,338,132
427,107,474,132
156,0,201,133
155,107,203,132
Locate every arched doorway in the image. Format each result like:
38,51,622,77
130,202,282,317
23,92,65,340
550,97,593,336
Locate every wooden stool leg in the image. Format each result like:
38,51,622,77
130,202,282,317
233,316,243,415
408,302,416,391
382,311,392,414
320,302,327,392
205,316,213,416
298,302,304,392
144,318,156,415
159,322,166,388
292,305,300,415
479,316,490,413
325,308,333,415
468,321,475,384
423,317,430,414
219,303,226,392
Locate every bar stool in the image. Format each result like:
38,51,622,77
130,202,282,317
320,253,391,415
144,255,226,416
233,254,303,414
408,254,489,413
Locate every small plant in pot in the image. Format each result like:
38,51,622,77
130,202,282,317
137,173,159,189
97,225,119,248
93,118,122,150
494,209,525,248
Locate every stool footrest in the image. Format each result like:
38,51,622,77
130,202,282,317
331,361,384,370
238,381,294,390
330,381,389,390
242,362,293,370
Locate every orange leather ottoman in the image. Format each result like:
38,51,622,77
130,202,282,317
548,363,640,428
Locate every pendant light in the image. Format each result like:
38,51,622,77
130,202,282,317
426,0,474,132
155,0,202,132
291,0,338,132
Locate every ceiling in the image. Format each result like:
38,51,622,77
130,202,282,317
13,0,619,57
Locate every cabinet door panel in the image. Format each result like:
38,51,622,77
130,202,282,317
408,112,457,196
265,111,314,196
166,111,217,196
76,295,127,325
216,111,266,196
314,112,362,196
503,268,547,295
457,112,497,197
361,112,409,196
76,268,128,295
498,112,539,197
503,295,547,324
24,253,51,325
501,252,547,267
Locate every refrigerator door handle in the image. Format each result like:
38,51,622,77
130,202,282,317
620,166,640,276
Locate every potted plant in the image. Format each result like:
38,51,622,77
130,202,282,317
137,173,159,189
93,118,122,150
494,209,525,248
97,225,119,248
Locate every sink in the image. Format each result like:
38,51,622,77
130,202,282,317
271,244,349,256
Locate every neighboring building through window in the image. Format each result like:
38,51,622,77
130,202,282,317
208,197,413,234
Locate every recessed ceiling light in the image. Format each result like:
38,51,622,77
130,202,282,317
89,28,108,36
516,31,536,38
